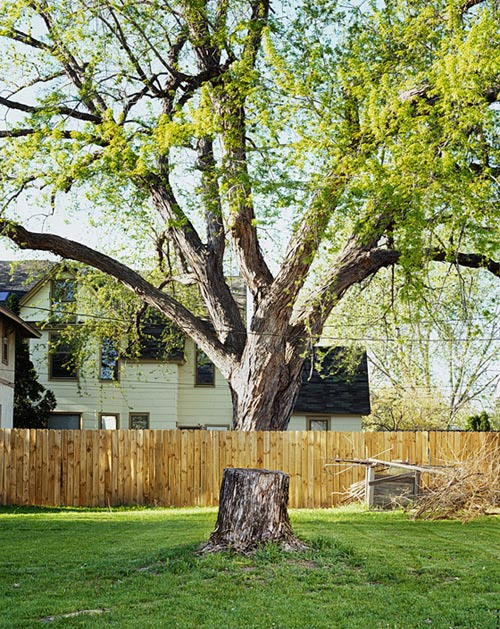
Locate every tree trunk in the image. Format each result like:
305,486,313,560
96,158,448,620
200,468,306,553
228,336,307,431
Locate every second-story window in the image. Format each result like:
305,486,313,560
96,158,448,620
100,338,119,381
49,333,77,379
51,279,76,321
195,347,215,386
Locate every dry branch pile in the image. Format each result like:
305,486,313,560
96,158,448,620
410,444,500,522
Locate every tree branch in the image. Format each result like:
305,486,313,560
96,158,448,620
32,1,107,114
0,95,101,123
400,79,500,105
6,28,54,51
148,173,246,352
266,174,347,316
293,243,500,339
430,249,500,278
197,136,225,260
0,220,240,372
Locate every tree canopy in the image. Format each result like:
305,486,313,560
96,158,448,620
0,0,499,429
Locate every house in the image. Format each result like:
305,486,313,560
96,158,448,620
0,303,41,427
0,261,370,430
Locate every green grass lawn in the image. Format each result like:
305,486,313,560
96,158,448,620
1,506,499,628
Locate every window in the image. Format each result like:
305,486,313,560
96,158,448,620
129,413,149,429
195,347,215,386
125,309,184,362
100,338,119,380
100,413,119,429
2,325,8,365
308,417,330,431
49,333,77,379
51,278,76,321
47,413,81,429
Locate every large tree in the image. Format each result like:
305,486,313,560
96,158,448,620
0,0,499,431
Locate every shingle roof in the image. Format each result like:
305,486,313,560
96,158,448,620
294,349,371,415
0,260,55,298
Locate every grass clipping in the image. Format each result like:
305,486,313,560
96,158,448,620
410,443,500,522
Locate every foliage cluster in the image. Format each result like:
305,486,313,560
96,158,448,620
0,0,499,428
465,410,492,431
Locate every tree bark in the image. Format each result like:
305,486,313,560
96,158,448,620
201,468,306,553
226,316,307,430
229,353,305,431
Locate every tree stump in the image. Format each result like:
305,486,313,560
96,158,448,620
200,467,306,553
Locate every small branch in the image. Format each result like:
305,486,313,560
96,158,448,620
5,28,54,51
430,249,500,278
0,96,101,123
400,80,500,105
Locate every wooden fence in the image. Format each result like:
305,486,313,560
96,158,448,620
0,429,498,508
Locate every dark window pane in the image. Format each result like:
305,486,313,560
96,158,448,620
48,414,80,429
100,338,118,380
130,414,149,429
2,333,8,364
125,310,184,361
49,334,77,379
196,348,215,385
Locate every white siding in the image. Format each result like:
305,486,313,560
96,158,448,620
0,321,15,427
0,383,14,428
176,340,232,427
28,331,179,429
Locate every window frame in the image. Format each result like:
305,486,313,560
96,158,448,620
48,332,78,381
307,417,330,431
99,413,120,429
129,412,150,429
1,323,8,365
47,412,82,430
195,347,215,386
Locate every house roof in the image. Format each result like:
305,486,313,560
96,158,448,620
0,260,56,300
294,349,371,416
0,304,41,339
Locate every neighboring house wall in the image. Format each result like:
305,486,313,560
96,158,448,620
288,415,363,431
0,320,15,428
28,329,180,429
17,269,366,431
0,305,41,428
177,341,234,428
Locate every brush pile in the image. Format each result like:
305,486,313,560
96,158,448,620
411,444,500,522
